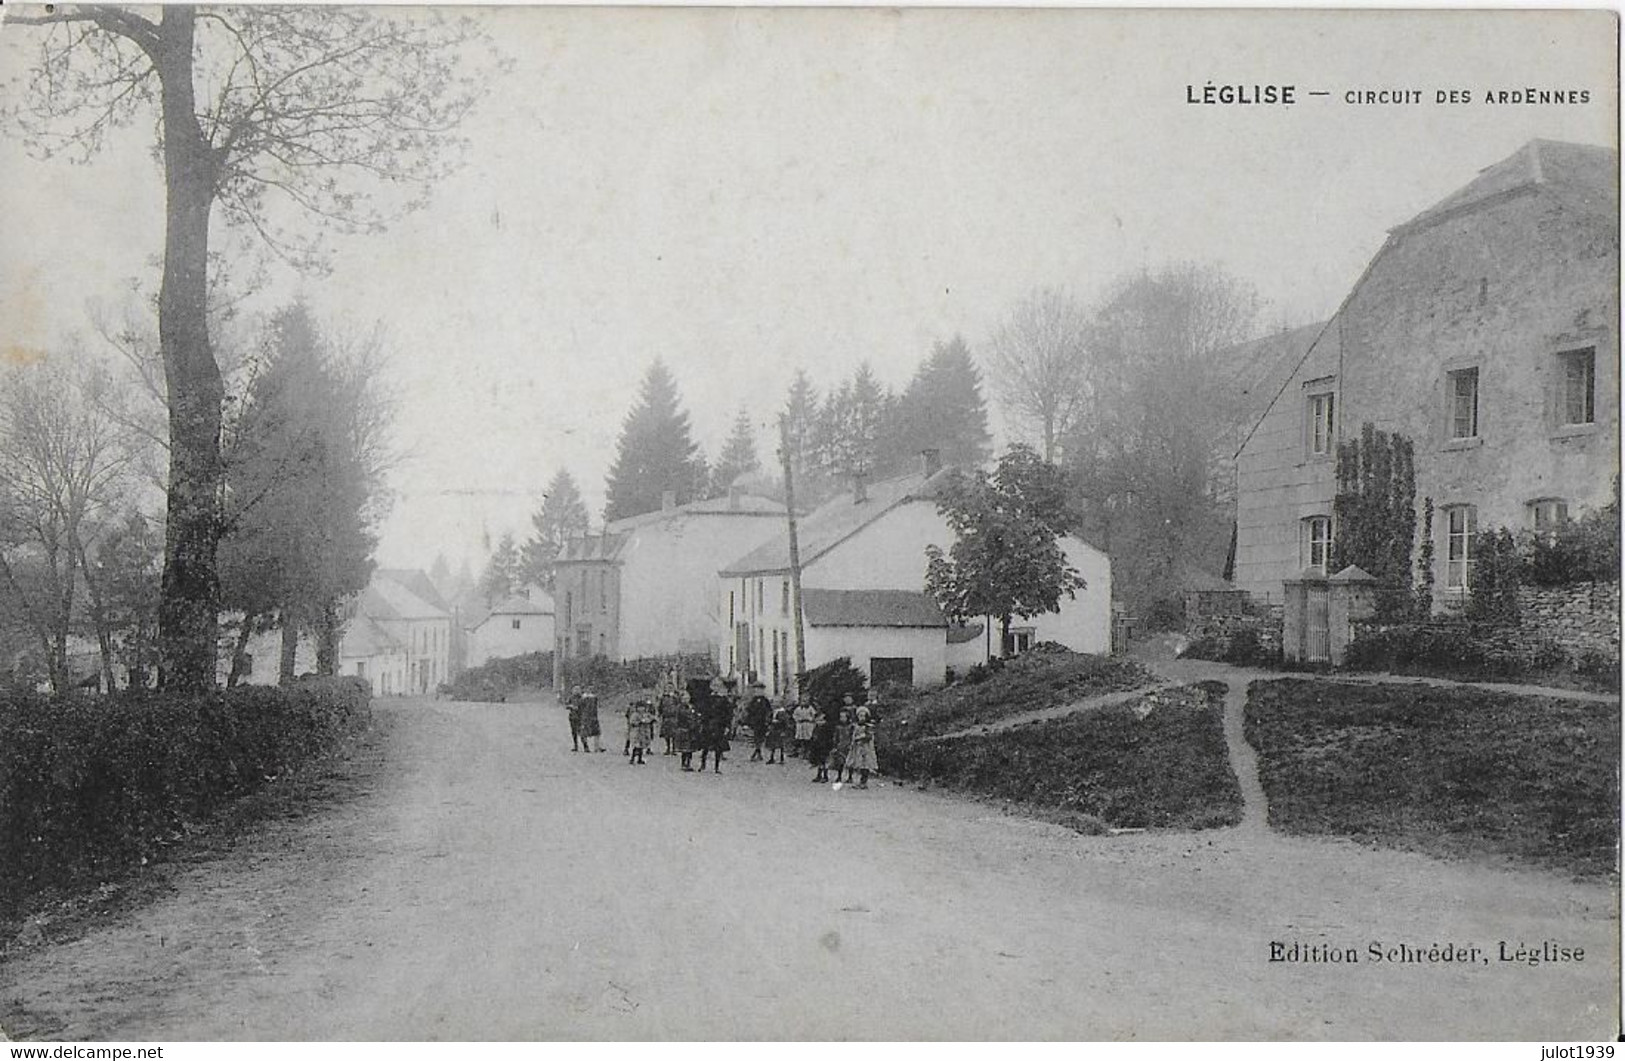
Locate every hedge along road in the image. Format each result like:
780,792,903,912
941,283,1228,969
0,694,1615,1041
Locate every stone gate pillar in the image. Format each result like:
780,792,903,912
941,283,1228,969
1328,565,1379,665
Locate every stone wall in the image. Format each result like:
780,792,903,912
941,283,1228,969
1519,581,1620,661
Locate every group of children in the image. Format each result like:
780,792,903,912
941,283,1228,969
560,676,882,788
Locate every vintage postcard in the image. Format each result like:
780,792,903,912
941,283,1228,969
0,4,1617,1045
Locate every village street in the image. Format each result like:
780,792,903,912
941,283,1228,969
1,693,1617,1041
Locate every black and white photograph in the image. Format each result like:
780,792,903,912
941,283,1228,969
0,3,1618,1044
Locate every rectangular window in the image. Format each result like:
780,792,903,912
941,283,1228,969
1307,392,1335,456
564,592,572,626
511,618,522,631
1301,516,1332,574
1448,368,1479,439
728,590,735,626
781,580,790,616
1528,498,1569,531
1445,505,1477,591
1559,349,1596,426
598,571,607,612
756,579,764,615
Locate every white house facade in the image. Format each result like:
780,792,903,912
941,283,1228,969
466,590,556,667
554,490,785,662
717,458,1114,692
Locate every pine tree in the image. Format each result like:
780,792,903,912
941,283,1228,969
781,370,820,481
522,469,589,591
709,406,761,496
883,336,991,473
817,363,890,481
479,533,522,605
603,359,708,522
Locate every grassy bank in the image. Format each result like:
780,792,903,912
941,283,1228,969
882,648,1152,742
1245,678,1619,876
884,681,1242,832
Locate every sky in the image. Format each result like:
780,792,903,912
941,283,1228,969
0,6,1616,573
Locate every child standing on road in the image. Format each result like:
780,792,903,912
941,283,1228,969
766,701,791,764
808,705,833,783
628,699,656,765
792,698,816,759
579,689,604,752
846,705,878,788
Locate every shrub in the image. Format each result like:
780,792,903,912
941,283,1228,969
444,651,553,701
557,653,712,698
0,677,371,916
797,657,867,712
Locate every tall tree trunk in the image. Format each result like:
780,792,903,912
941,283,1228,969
315,598,339,676
226,615,256,689
279,619,299,685
999,613,1012,658
154,7,225,692
74,533,117,692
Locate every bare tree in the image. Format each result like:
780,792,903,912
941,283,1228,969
0,353,141,692
5,6,497,690
1067,262,1261,615
983,287,1093,462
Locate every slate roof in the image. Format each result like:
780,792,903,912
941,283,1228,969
358,575,450,622
720,467,956,576
606,492,784,533
1213,322,1327,436
374,569,449,612
1399,139,1618,235
341,615,404,658
473,592,555,629
555,532,630,564
800,589,946,629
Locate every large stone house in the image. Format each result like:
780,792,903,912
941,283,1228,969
1235,139,1618,609
717,455,1113,692
553,489,785,662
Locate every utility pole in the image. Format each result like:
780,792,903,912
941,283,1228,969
778,415,807,695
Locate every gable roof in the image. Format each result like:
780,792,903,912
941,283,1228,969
556,531,630,564
800,589,946,629
606,492,784,533
478,593,555,623
373,569,450,613
720,467,956,576
341,614,404,658
358,575,450,622
1237,139,1618,458
1213,322,1326,436
1399,139,1617,236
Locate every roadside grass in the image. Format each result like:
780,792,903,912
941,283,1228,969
1245,678,1620,877
883,681,1242,832
881,649,1153,742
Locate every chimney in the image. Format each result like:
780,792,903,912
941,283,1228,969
728,484,742,510
661,489,677,511
851,472,868,504
921,448,942,476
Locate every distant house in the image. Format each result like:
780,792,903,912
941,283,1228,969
339,568,454,695
1234,139,1619,610
465,587,555,668
718,454,1113,692
553,488,785,662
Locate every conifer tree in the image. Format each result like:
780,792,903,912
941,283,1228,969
522,469,589,590
603,360,707,522
883,336,991,473
710,406,762,496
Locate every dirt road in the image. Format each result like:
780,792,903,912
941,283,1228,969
1,695,1616,1040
